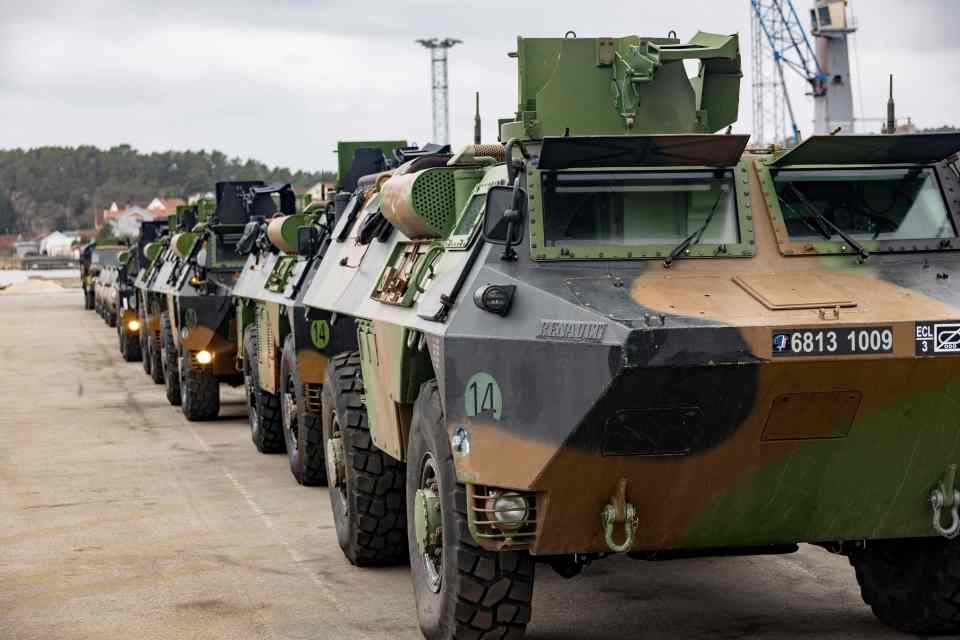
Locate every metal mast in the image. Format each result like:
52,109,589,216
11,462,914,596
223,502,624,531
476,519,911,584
416,38,462,146
750,0,827,146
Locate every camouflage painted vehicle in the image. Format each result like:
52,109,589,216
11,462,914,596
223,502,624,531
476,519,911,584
79,242,97,310
115,221,168,362
135,216,177,384
94,263,119,326
296,31,960,638
149,184,257,420
233,141,405,484
84,244,123,314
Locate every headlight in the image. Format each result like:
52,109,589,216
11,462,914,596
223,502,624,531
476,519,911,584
195,350,213,365
491,492,528,529
127,319,141,332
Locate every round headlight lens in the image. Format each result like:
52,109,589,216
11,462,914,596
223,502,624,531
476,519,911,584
127,319,141,331
195,350,213,365
492,492,528,528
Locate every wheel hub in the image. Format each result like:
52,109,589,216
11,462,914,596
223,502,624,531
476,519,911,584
417,454,443,593
325,434,345,487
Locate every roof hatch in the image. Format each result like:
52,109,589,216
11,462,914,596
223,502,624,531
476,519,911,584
770,133,960,167
537,134,750,170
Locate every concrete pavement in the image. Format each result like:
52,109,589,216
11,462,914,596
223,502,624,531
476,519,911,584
1,289,905,639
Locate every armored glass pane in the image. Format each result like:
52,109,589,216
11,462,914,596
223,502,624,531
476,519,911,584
453,193,486,237
542,171,739,247
773,168,956,242
92,251,121,266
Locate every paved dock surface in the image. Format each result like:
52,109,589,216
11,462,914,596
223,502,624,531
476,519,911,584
2,290,905,639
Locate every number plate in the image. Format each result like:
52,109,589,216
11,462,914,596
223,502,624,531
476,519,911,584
771,327,894,357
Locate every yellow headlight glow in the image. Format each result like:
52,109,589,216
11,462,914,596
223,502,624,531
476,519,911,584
127,319,141,332
195,350,213,365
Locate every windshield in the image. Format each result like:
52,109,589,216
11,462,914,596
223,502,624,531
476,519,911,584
773,168,955,243
92,250,121,266
542,171,739,247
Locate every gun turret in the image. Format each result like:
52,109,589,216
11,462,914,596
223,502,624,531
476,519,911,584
501,31,742,140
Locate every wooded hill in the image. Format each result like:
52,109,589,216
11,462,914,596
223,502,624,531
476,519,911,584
0,145,331,235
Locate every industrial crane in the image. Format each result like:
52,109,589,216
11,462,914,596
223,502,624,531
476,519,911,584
751,0,828,145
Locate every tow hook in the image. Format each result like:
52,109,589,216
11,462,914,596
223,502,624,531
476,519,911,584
601,478,638,553
930,464,960,539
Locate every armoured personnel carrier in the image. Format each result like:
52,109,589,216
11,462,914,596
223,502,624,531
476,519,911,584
94,263,119,326
115,221,168,362
135,216,178,384
233,141,406,484
149,184,257,420
84,244,123,314
298,30,960,638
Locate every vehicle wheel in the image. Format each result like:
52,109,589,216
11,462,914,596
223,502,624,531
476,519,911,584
148,327,164,384
84,289,94,310
139,308,151,375
280,335,326,485
107,310,117,328
321,351,406,566
120,322,142,362
160,312,181,406
407,380,535,640
180,352,220,421
850,537,960,634
242,325,283,452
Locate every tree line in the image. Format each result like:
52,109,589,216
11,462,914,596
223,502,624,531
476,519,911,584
0,145,331,235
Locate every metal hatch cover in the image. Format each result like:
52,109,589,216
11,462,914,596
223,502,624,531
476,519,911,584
733,273,856,310
537,134,751,170
769,133,960,167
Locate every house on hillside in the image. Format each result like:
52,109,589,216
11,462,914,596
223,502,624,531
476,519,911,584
39,231,81,257
306,180,336,204
100,196,186,238
13,235,40,258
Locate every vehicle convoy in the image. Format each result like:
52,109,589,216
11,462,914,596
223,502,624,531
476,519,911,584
115,220,167,362
233,141,406,484
82,244,123,313
146,185,257,420
287,30,960,638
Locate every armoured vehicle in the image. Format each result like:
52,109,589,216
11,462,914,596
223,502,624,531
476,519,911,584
79,242,97,309
296,31,960,638
82,244,123,313
94,263,119,326
150,185,256,420
135,216,177,384
115,221,168,362
233,141,406,484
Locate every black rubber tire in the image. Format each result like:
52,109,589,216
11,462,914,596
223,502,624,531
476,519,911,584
148,326,164,385
321,352,406,566
280,335,326,485
180,352,220,421
242,325,283,452
139,307,151,375
119,322,142,362
407,380,535,640
106,309,117,327
850,538,960,635
160,312,181,406
84,289,94,310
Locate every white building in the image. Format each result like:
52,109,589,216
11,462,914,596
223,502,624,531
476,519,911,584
39,231,80,257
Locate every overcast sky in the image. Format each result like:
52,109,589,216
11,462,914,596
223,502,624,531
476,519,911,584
1,0,957,173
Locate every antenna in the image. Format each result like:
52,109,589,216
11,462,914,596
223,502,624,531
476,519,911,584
473,92,481,145
416,38,462,146
884,74,896,135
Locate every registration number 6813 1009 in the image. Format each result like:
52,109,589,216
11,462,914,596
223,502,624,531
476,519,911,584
771,327,894,357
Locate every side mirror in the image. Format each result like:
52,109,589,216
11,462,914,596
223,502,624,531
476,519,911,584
297,226,320,257
236,216,265,256
483,185,526,245
483,183,525,260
